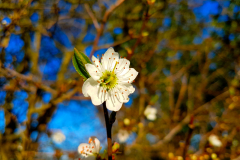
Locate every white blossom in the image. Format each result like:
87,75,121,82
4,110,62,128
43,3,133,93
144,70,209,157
208,134,222,147
78,137,101,160
52,131,66,144
82,47,138,111
117,129,129,143
144,105,157,121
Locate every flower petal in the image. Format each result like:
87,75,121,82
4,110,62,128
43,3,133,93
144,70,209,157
114,83,135,103
112,87,128,103
147,114,157,121
82,77,104,105
82,78,91,97
123,68,138,83
85,64,101,81
151,108,157,115
92,56,104,72
123,83,135,93
108,53,119,71
106,96,123,111
101,47,119,70
118,130,129,143
89,136,101,153
78,143,90,155
116,58,130,76
120,68,138,83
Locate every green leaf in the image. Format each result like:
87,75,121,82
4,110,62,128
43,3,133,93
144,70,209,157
74,48,91,64
72,48,91,79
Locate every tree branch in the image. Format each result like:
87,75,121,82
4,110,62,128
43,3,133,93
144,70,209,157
84,4,100,30
152,90,229,149
96,36,132,50
0,67,58,95
89,0,125,57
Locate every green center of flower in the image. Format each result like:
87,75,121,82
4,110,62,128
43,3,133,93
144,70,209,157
99,62,118,90
100,70,118,90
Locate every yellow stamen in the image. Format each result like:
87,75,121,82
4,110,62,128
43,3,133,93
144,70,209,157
112,61,118,74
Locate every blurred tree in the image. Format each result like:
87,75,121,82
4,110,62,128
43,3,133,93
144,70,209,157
0,0,240,159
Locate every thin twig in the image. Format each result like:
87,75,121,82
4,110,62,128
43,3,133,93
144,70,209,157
84,4,100,30
173,74,188,122
151,90,229,149
0,67,58,95
127,5,150,59
96,36,132,50
89,0,125,57
57,50,74,84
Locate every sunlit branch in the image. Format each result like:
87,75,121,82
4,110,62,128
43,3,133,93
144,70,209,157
84,4,100,30
89,0,125,57
151,90,229,149
173,74,188,122
127,6,150,60
0,67,58,95
96,36,132,50
57,50,74,84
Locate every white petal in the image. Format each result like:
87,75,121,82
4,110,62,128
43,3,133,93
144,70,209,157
118,130,129,143
123,68,138,83
78,143,90,154
52,131,65,143
92,56,104,72
115,58,130,76
106,96,123,111
82,78,91,97
89,136,101,153
82,77,104,105
108,53,119,71
112,88,123,103
144,106,157,120
151,108,157,115
114,87,128,103
123,83,135,93
92,56,99,65
85,64,101,81
115,84,135,103
104,47,115,57
209,135,222,147
144,109,149,117
101,47,118,70
145,105,157,115
147,114,157,121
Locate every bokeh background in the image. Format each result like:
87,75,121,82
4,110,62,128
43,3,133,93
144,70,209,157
1,0,240,159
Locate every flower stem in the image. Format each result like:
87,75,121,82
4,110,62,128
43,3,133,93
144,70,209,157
103,101,116,160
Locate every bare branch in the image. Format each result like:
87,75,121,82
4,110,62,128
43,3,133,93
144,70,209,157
84,4,100,30
0,67,58,95
57,50,74,84
173,74,188,122
96,36,132,50
151,90,229,149
127,6,150,59
89,0,125,57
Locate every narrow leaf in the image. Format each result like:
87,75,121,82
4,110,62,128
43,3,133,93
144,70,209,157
72,49,91,79
74,48,91,64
